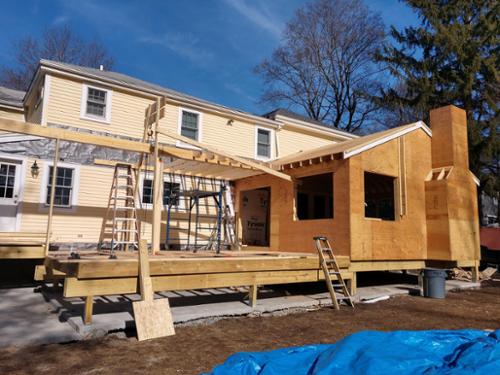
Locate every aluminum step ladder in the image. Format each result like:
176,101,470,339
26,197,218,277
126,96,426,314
314,236,354,309
99,163,140,254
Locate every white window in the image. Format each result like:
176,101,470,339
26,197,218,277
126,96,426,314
80,84,112,123
41,162,80,208
255,127,273,160
178,108,202,143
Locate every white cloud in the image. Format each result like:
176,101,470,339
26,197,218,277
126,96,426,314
138,33,214,65
223,0,283,39
52,15,70,25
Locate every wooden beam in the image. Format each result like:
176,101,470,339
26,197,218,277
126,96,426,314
152,98,162,254
156,129,293,182
63,269,353,298
0,246,45,259
349,260,425,272
45,138,60,255
0,118,152,153
84,296,93,325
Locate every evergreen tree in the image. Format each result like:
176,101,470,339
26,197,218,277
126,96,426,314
377,0,499,224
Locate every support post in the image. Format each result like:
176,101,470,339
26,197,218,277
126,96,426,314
248,284,258,308
151,97,162,254
84,295,93,325
471,261,480,283
45,138,60,255
346,272,357,296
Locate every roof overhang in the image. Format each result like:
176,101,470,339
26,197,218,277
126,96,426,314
275,121,432,170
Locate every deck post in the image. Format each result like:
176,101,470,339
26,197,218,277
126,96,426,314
84,295,93,325
152,97,162,254
248,284,258,308
44,138,60,255
346,272,357,296
471,261,480,283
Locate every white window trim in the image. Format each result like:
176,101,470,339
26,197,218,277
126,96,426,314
39,160,80,210
255,126,274,161
139,172,185,211
80,84,112,124
177,107,203,149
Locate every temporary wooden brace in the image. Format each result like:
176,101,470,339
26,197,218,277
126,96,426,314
314,236,354,310
151,98,163,254
132,240,175,341
44,138,60,255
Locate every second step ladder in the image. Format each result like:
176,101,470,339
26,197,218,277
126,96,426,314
314,236,355,310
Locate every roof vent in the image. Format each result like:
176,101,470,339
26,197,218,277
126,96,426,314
99,65,104,71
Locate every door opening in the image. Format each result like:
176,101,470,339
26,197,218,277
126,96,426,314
240,187,270,247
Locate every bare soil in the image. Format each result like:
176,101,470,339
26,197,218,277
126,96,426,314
1,281,499,375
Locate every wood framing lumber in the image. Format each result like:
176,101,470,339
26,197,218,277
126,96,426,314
349,260,425,272
46,254,350,279
0,246,45,259
151,98,162,253
132,240,175,340
63,269,353,298
156,129,293,182
84,296,93,325
248,284,258,308
0,118,151,153
45,138,60,255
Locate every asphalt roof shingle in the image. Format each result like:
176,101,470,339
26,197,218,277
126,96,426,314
0,86,25,108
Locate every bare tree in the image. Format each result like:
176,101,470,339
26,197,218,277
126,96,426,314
255,0,385,133
0,24,114,91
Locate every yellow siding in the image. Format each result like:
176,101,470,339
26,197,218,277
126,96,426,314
18,156,220,245
0,108,24,121
278,127,334,157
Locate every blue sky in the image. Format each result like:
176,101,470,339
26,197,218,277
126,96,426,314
0,0,418,116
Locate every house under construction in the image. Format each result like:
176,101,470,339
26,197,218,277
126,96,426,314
0,61,480,324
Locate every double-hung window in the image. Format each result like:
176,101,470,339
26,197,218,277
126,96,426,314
256,128,271,159
81,85,111,122
46,166,74,207
180,110,200,141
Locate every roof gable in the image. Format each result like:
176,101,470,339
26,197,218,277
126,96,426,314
275,121,432,167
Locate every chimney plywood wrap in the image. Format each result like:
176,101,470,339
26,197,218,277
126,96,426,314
426,106,480,262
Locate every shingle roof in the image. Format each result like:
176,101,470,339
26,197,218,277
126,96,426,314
263,108,354,138
40,59,256,118
0,86,25,108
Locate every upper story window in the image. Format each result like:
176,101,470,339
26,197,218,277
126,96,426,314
44,165,78,208
256,127,272,160
81,84,112,123
180,110,200,141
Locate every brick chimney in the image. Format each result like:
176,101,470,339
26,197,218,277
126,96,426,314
429,105,469,169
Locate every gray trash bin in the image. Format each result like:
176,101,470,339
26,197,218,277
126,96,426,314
423,268,447,298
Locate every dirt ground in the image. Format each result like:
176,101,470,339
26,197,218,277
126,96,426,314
1,281,499,375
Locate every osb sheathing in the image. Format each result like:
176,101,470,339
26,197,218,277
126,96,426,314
235,128,432,261
425,106,480,261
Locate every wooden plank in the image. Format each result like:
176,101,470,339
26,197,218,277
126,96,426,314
0,246,45,259
152,98,162,254
349,260,425,272
84,296,93,325
45,138,60,255
63,269,352,298
50,255,350,279
132,239,175,340
34,265,65,281
0,118,151,153
156,129,293,182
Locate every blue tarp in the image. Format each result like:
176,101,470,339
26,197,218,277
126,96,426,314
204,329,500,374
